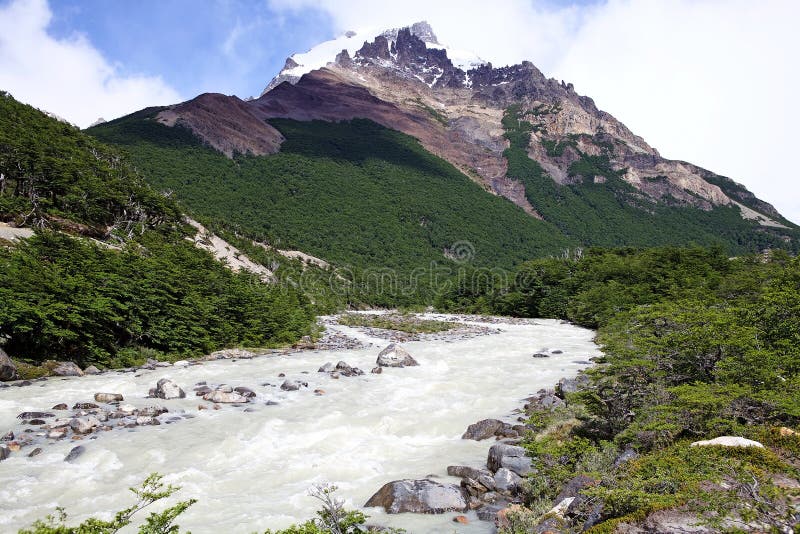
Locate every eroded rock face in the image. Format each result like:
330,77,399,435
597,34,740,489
365,479,469,514
376,344,419,368
0,348,18,381
156,93,284,158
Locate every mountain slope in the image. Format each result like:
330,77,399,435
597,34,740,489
0,92,316,369
89,111,575,271
89,22,798,269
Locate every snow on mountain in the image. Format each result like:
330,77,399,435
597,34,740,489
260,21,486,96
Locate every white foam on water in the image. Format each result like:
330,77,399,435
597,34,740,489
0,317,600,533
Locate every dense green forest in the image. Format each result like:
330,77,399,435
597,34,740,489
0,92,317,368
89,113,575,271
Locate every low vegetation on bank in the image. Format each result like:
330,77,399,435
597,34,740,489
441,246,800,531
337,313,457,334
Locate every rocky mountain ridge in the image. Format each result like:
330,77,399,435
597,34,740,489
158,22,787,228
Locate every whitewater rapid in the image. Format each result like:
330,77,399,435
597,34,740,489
0,317,600,533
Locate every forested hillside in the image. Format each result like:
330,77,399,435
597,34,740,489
501,105,799,252
89,112,576,271
0,92,316,369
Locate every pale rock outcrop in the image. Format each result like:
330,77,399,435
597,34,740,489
690,436,764,448
365,479,469,514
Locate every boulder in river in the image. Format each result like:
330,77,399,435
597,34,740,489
318,362,335,373
462,419,503,440
194,385,213,396
234,386,256,398
64,445,85,462
0,348,19,381
70,416,100,434
280,379,308,391
376,344,419,368
0,444,9,461
203,390,249,403
84,365,101,375
136,416,160,426
487,442,533,476
94,393,123,403
17,411,54,420
50,361,84,377
72,402,99,410
153,378,186,399
335,361,364,377
365,479,469,514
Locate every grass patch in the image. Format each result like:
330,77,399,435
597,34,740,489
337,313,458,334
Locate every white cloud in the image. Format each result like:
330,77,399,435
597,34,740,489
269,0,800,223
0,0,181,128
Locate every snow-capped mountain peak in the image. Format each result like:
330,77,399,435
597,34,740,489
260,21,486,95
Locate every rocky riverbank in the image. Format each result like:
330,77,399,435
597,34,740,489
360,373,592,529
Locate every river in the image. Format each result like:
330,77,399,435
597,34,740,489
0,316,600,533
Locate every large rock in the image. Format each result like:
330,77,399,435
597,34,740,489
70,416,100,434
17,411,54,420
51,361,84,377
0,444,9,461
487,442,533,476
0,348,19,381
555,375,590,398
493,468,522,494
64,445,85,462
462,419,503,440
84,365,101,375
335,361,364,376
280,379,308,391
690,436,764,448
365,479,468,514
376,344,419,368
94,392,123,403
153,378,186,399
447,465,493,480
203,390,249,403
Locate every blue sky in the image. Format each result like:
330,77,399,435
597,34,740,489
45,0,335,98
1,0,798,222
